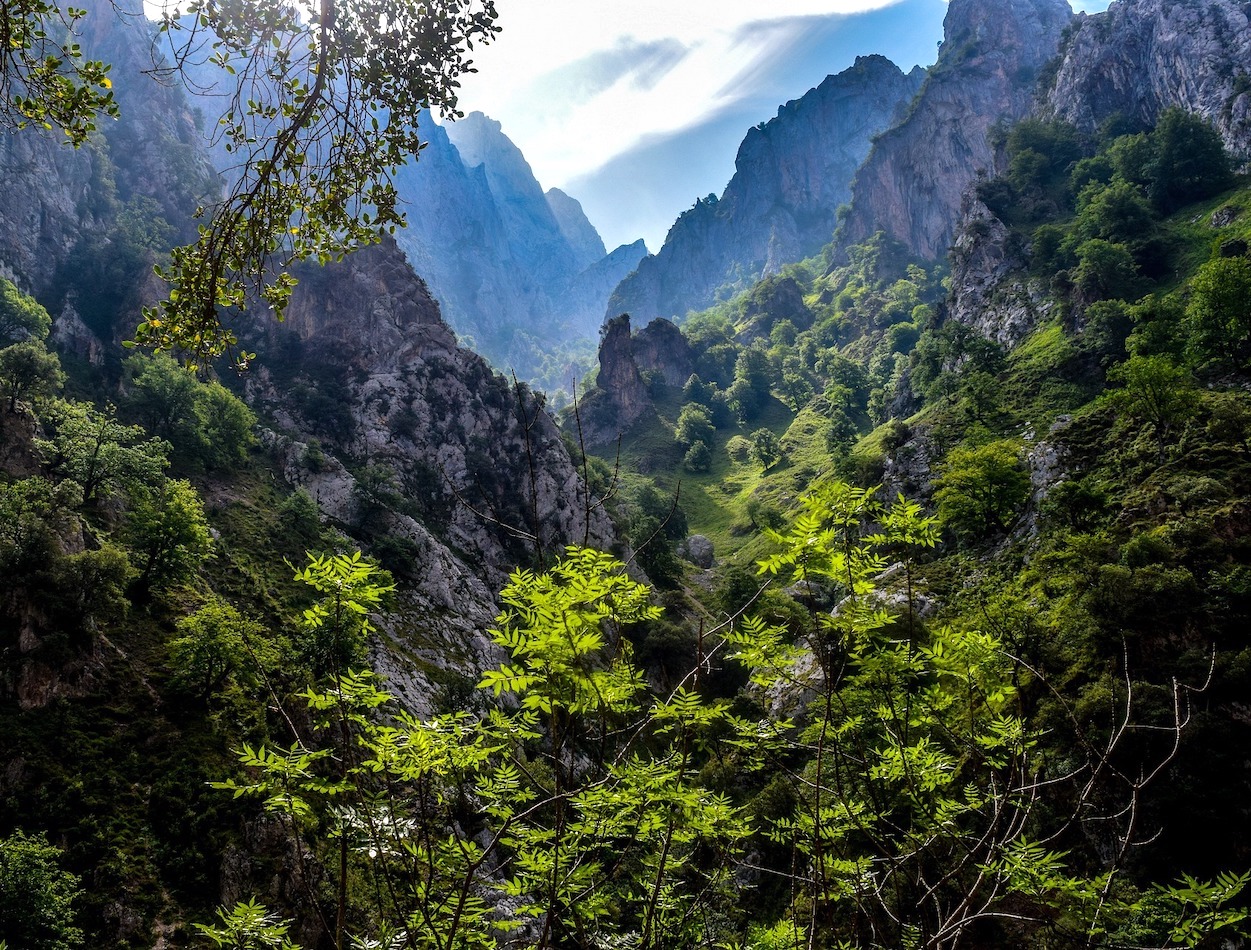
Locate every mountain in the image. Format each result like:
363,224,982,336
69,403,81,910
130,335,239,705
836,0,1072,260
607,55,924,324
0,0,617,716
546,187,608,270
389,112,645,387
1043,0,1251,160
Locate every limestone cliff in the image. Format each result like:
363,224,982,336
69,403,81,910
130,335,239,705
247,238,616,585
838,0,1071,260
578,314,655,446
947,196,1054,348
1043,0,1251,161
609,55,924,323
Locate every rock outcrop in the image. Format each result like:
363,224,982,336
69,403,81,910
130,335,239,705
837,0,1072,260
608,55,924,323
947,196,1054,348
1044,0,1251,161
578,314,655,445
632,318,694,387
248,238,616,585
545,187,608,271
0,0,212,299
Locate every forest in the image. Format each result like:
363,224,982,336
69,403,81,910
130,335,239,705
3,0,1251,947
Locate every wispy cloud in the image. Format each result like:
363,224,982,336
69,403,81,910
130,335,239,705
451,0,907,186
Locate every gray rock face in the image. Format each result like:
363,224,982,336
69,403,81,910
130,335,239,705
0,0,213,298
445,113,586,291
838,0,1072,260
608,55,924,322
678,535,715,569
1044,0,1251,161
633,318,694,387
560,240,649,340
580,313,652,445
248,239,617,586
948,196,1055,348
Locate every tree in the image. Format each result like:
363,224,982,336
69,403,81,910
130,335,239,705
0,0,116,144
749,427,781,470
206,548,745,950
0,277,52,345
683,439,711,473
1107,354,1199,448
169,597,282,701
674,402,714,448
1073,238,1140,301
36,400,169,508
0,832,82,950
934,439,1030,537
293,551,394,677
1185,256,1251,367
1149,107,1232,213
123,477,212,591
124,353,257,470
0,340,64,411
2,0,500,369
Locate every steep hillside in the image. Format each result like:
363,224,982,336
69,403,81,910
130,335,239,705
608,55,924,323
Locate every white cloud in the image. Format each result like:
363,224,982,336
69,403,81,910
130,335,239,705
451,0,905,188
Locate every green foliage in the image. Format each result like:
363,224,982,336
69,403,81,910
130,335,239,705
674,401,715,447
123,354,257,472
35,399,170,508
213,548,746,949
123,477,212,591
168,598,280,701
0,340,63,411
683,439,712,473
0,831,82,950
1106,354,1199,442
292,551,395,677
934,440,1031,538
0,277,52,345
130,0,502,368
1074,238,1141,301
1148,107,1233,213
748,427,781,469
196,900,298,950
1185,255,1251,368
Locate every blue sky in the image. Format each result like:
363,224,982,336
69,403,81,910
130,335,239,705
451,0,1110,254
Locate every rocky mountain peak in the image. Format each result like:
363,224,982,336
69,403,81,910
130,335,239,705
837,0,1072,260
546,188,608,270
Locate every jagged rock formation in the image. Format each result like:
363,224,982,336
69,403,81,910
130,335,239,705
247,238,616,586
632,318,694,387
1044,0,1251,161
948,196,1054,348
546,187,608,270
609,55,924,323
391,112,645,380
443,113,590,290
0,1,618,692
838,0,1071,260
561,239,650,340
579,314,655,445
